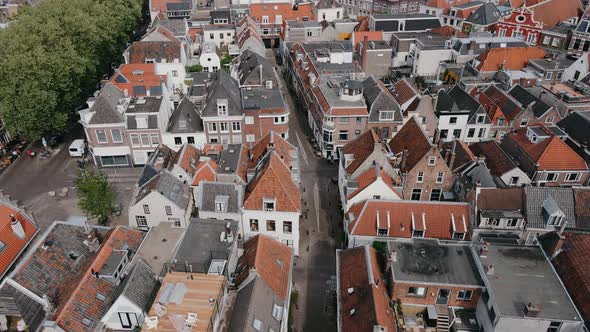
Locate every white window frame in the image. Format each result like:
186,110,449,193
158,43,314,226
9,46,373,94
110,129,123,143
565,172,580,182
428,156,436,166
245,116,254,124
231,121,241,132
150,133,160,146
96,130,108,144
208,122,217,132
130,134,140,147
140,133,150,146
219,122,229,133
545,116,555,124
136,215,147,227
436,172,444,184
457,290,473,301
416,171,424,183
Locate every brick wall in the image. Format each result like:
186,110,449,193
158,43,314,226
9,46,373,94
391,281,480,309
402,148,453,201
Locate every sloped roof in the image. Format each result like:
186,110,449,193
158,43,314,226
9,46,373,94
109,64,164,97
191,159,217,186
341,129,383,175
249,131,297,170
167,97,203,133
525,186,576,229
0,201,38,279
244,152,300,212
88,83,125,125
362,76,402,122
135,171,191,209
573,188,590,229
202,70,242,117
388,117,433,172
249,2,315,22
347,200,470,240
466,2,501,25
476,47,546,72
527,0,582,29
119,259,158,312
508,84,551,118
390,78,420,106
234,235,293,301
557,110,590,146
480,85,523,121
338,246,396,332
347,165,400,199
237,49,276,86
470,140,518,176
477,187,524,211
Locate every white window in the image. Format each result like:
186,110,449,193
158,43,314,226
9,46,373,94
552,38,560,47
412,229,424,238
232,121,241,132
264,198,275,211
96,130,108,144
220,122,228,132
130,134,140,146
520,118,529,127
411,189,422,201
428,156,436,165
477,115,485,123
507,218,519,227
510,176,519,185
216,201,226,212
150,133,160,146
250,219,259,231
246,134,256,142
546,72,553,80
379,111,394,121
140,134,150,146
526,33,536,44
417,171,424,183
283,221,293,234
545,116,555,124
274,116,287,124
565,173,580,182
457,290,473,301
275,15,282,24
408,287,426,296
136,216,147,227
169,218,182,227
542,35,551,45
172,70,178,77
143,204,150,214
272,304,283,321
253,318,263,331
262,15,269,23
436,172,444,183
544,173,559,182
111,129,123,143
245,116,254,124
165,206,172,216
208,123,217,132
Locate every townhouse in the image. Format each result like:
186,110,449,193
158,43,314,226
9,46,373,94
162,96,206,150
313,0,343,22
468,46,546,80
539,23,574,51
462,2,502,34
344,199,470,247
108,63,167,98
473,187,526,243
501,125,589,186
358,40,393,78
496,7,543,45
389,117,453,201
557,110,590,162
448,33,527,65
362,76,403,141
368,13,442,41
441,1,483,31
435,85,491,143
469,140,531,187
123,25,190,67
568,9,590,57
248,2,315,48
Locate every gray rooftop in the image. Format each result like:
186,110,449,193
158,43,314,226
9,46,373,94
167,97,203,133
318,76,367,109
478,245,582,321
362,76,402,122
390,240,484,287
125,96,163,113
118,259,159,312
372,13,436,20
134,223,185,274
199,181,241,213
229,276,282,332
217,144,244,175
88,83,125,125
529,58,575,71
173,218,238,272
135,171,191,209
242,88,284,110
202,71,243,117
524,187,576,229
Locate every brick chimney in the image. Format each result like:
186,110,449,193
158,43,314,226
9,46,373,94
361,36,369,72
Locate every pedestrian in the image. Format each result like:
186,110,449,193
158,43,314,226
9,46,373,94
27,150,32,158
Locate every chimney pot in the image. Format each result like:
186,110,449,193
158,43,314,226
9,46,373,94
10,214,26,240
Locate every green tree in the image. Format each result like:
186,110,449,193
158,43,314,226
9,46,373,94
75,169,114,224
186,64,203,72
221,54,232,71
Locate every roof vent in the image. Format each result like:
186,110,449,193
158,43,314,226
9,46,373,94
349,308,356,316
347,287,354,295
42,240,54,250
486,264,494,275
524,303,541,317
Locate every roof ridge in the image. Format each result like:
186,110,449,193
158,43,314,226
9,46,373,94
267,152,299,211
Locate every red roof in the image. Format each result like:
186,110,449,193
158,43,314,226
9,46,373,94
506,127,588,171
244,152,301,212
476,47,546,72
249,131,297,170
391,79,419,105
191,159,217,186
338,246,396,332
352,31,383,51
109,64,165,97
527,0,582,29
347,200,470,240
235,235,293,301
347,165,401,199
249,3,315,23
341,129,384,175
388,117,433,172
0,201,38,278
553,232,590,323
176,144,201,178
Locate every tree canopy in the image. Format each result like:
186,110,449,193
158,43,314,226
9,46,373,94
75,168,114,224
0,0,144,139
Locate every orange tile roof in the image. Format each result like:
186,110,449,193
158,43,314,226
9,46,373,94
388,117,433,172
347,200,471,240
528,0,582,29
506,127,588,171
235,235,292,301
476,47,546,72
0,202,38,278
341,129,384,175
391,79,419,105
109,64,165,97
176,144,201,178
352,31,383,51
191,159,217,186
338,246,396,332
249,131,297,170
249,3,315,23
244,152,301,212
347,165,401,199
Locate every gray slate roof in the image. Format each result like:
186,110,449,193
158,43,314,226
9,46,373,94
557,110,590,145
202,71,243,117
437,85,482,115
167,97,203,133
127,114,159,129
118,259,159,312
89,83,125,124
238,49,276,86
508,85,551,118
466,2,500,26
229,277,283,332
136,171,191,209
199,181,241,213
524,187,576,229
362,76,402,122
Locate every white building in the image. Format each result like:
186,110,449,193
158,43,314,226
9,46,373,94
562,52,590,82
202,24,235,49
155,62,188,95
341,164,402,213
314,0,343,22
199,41,221,72
162,97,207,151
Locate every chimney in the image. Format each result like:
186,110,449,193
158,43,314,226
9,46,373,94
524,303,541,317
83,231,101,252
10,214,25,240
480,243,489,257
361,36,369,72
486,264,495,275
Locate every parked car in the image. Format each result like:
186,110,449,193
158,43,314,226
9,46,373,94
68,139,86,157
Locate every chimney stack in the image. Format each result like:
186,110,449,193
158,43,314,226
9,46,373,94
83,231,101,252
10,214,25,240
524,303,541,317
361,36,369,73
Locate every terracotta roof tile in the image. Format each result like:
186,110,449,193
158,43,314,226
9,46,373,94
235,235,292,301
391,79,419,106
476,47,546,72
249,3,315,22
573,188,590,229
347,200,470,240
352,31,383,51
338,246,396,332
388,117,433,172
347,165,401,199
478,85,523,121
177,144,201,178
244,152,300,212
191,159,217,186
109,64,165,97
249,131,297,170
341,129,383,175
476,187,525,211
528,0,582,29
0,202,38,278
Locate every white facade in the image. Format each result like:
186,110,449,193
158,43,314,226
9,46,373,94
199,42,221,72
412,48,454,77
129,191,192,229
155,63,188,95
101,295,145,330
499,167,531,187
562,53,589,82
438,114,470,142
316,7,343,22
241,209,300,256
162,132,207,151
342,180,401,212
203,27,235,48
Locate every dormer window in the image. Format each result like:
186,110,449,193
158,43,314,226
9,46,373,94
526,126,550,143
543,196,565,227
215,195,229,212
263,198,275,212
411,212,426,238
217,99,228,116
376,211,390,236
379,111,394,121
136,116,148,129
476,115,485,123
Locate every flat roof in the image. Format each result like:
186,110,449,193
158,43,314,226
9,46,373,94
478,245,582,321
390,240,484,287
135,223,185,275
143,272,225,332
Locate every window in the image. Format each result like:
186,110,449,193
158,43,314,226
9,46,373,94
457,290,473,301
119,313,133,329
520,118,528,127
307,30,313,37
165,206,172,216
266,220,276,232
574,70,581,80
96,130,107,144
111,129,123,143
338,131,349,141
172,70,178,77
130,134,140,146
150,133,160,145
382,127,390,139
245,116,254,124
440,130,448,139
338,117,350,123
174,137,182,145
143,204,150,214
246,134,256,142
379,111,394,121
232,121,241,132
272,304,283,321
209,33,214,39
355,129,361,137
544,173,558,182
219,33,223,39
417,171,424,183
467,128,475,138
545,116,555,124
428,156,436,166
262,15,269,23
546,72,553,80
169,218,181,227
478,128,486,138
411,189,422,201
412,229,424,238
220,122,228,132
449,116,457,124
452,129,461,139
552,38,560,47
377,226,388,236
208,123,217,132
408,287,426,297
253,318,263,331
565,173,580,182
507,218,519,227
487,218,500,227
140,134,150,146
430,189,442,201
499,28,507,37
250,219,259,232
477,115,485,123
542,35,551,45
136,216,147,227
187,136,195,144
453,232,465,240
274,116,287,124
510,176,519,185
356,117,362,124
547,321,562,332
264,199,275,212
527,33,536,44
283,221,293,234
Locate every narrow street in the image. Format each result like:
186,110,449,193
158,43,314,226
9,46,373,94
270,50,343,331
